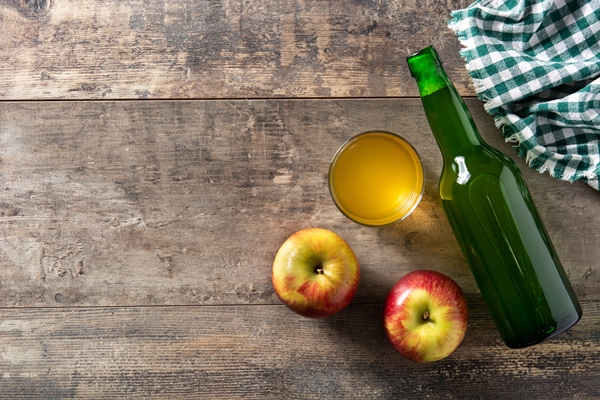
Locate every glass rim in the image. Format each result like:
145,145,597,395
328,130,425,227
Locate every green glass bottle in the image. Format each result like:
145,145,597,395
406,46,582,348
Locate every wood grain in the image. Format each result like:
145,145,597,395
2,1,598,397
0,99,597,308
1,301,599,399
0,0,475,100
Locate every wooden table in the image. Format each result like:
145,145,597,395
1,1,598,398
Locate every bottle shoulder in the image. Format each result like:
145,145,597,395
439,145,523,199
442,143,517,172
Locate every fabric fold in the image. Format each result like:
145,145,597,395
449,0,600,191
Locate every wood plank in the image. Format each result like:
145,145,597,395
0,0,475,100
0,98,597,307
0,301,599,398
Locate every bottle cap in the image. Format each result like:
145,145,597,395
406,46,447,96
407,46,443,76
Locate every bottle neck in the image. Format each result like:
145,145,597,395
407,46,448,97
407,47,484,159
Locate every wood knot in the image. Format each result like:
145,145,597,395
11,0,52,18
404,232,423,251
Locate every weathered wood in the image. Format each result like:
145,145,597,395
0,0,475,100
0,99,597,308
0,301,599,399
2,1,598,397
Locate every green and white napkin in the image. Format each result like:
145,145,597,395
449,0,600,191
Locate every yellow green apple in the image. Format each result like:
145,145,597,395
272,228,360,318
383,270,468,362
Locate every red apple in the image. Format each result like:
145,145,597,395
272,228,360,318
383,270,468,362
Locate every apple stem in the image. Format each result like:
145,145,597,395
316,267,324,274
422,311,430,321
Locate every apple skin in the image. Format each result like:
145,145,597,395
383,270,468,362
272,228,360,318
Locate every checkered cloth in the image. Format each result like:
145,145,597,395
448,0,600,191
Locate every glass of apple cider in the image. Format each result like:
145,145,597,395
328,131,424,226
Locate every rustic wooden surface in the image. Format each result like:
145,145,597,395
1,0,599,398
0,0,476,100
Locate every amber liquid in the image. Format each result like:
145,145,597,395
329,131,424,226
